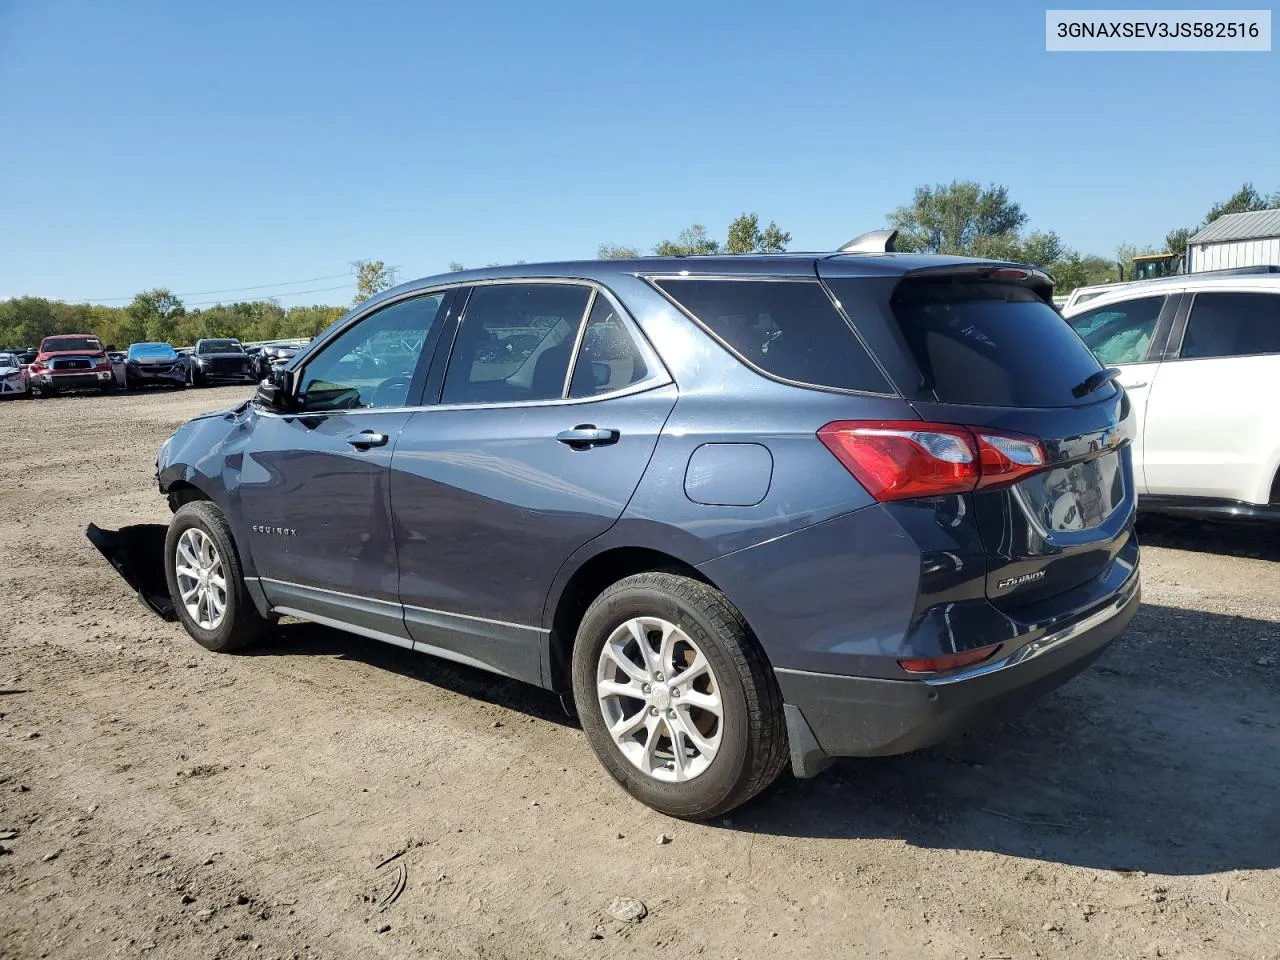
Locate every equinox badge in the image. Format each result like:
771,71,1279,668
997,570,1046,591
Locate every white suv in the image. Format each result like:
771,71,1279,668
1063,274,1280,520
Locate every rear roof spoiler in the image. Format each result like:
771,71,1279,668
839,229,898,254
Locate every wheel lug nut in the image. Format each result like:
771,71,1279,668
655,673,664,681
649,706,658,716
642,684,651,694
670,688,680,697
666,709,675,718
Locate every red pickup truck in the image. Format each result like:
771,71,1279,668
30,334,118,397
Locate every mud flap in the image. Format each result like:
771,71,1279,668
85,523,177,621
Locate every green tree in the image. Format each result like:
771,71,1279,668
1010,230,1065,269
353,260,394,304
1050,252,1119,293
597,243,641,259
1205,182,1277,222
125,288,185,344
726,213,791,253
889,181,1027,256
654,224,720,257
448,261,466,272
1161,182,1280,259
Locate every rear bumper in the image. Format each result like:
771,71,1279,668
777,570,1140,777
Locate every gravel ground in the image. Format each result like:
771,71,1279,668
1,386,1278,960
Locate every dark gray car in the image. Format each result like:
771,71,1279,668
106,240,1140,818
188,338,255,386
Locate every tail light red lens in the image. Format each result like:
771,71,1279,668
899,643,1000,674
818,420,1047,502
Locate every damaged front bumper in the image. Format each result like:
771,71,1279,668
85,523,176,621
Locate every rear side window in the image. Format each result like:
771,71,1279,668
1181,292,1280,359
1065,296,1164,366
653,279,890,393
442,283,592,405
876,280,1105,408
568,295,650,397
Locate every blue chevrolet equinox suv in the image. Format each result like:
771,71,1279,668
139,236,1141,817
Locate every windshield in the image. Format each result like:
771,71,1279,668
129,343,177,359
0,355,18,370
42,336,102,353
197,340,243,355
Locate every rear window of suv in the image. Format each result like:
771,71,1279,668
876,280,1106,407
653,278,890,393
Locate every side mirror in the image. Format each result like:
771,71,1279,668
254,369,296,412
591,361,610,388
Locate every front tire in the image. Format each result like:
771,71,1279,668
571,572,788,819
164,501,272,652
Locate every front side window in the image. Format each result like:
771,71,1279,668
441,283,592,405
568,295,650,397
1065,296,1164,366
1181,292,1280,360
297,293,444,411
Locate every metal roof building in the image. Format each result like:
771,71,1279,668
1188,209,1280,272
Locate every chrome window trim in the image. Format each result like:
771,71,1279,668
424,279,673,412
562,287,597,397
642,274,898,399
275,277,671,417
258,576,548,633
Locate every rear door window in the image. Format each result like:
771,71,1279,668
1065,296,1164,365
442,283,592,405
856,280,1106,408
652,278,890,393
1180,291,1280,359
567,294,650,397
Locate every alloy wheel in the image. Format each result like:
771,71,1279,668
595,617,723,782
174,528,227,630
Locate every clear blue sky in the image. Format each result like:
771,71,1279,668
1,0,1276,307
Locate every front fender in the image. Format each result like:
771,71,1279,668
157,403,259,577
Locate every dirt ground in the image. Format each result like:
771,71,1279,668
1,386,1278,960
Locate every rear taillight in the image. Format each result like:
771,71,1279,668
899,643,1000,674
817,420,1047,502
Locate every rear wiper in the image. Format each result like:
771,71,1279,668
1072,367,1123,399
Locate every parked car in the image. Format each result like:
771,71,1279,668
253,343,302,380
0,351,29,398
29,334,116,397
187,338,255,386
124,342,187,390
106,349,127,387
99,244,1140,818
1063,272,1280,521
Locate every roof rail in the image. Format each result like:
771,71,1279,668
839,229,898,254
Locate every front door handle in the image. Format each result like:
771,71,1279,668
347,430,389,450
1123,381,1149,390
556,425,620,449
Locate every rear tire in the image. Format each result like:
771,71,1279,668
571,572,788,819
164,501,272,653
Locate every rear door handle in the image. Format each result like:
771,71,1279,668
347,430,389,450
556,425,620,449
1123,381,1148,389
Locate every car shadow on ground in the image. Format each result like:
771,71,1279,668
250,602,1278,877
251,620,577,728
1137,513,1280,561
